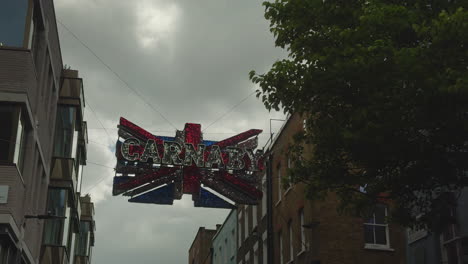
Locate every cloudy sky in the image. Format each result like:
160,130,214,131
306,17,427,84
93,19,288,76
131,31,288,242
54,0,286,262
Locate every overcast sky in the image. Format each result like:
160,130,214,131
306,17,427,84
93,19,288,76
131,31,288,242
55,0,286,262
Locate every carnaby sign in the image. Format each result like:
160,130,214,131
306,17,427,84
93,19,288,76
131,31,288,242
113,117,264,209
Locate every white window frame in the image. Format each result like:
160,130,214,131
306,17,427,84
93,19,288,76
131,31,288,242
231,229,236,259
245,206,249,241
252,205,257,229
279,231,283,264
276,169,282,206
238,210,243,249
298,209,306,254
364,205,392,250
253,242,259,264
288,221,294,262
262,234,268,264
261,173,267,218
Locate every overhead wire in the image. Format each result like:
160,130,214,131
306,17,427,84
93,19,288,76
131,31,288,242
202,90,256,132
85,101,113,140
57,19,177,130
57,19,274,138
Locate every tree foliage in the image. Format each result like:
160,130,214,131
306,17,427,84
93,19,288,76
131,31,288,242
251,0,468,228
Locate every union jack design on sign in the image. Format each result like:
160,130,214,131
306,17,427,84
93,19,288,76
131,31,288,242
113,117,264,208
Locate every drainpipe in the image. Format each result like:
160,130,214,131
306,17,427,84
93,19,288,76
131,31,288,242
266,153,274,264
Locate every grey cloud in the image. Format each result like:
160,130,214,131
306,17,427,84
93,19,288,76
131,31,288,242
55,0,286,263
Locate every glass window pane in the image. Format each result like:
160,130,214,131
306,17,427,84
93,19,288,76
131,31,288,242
0,0,29,47
279,231,283,264
76,222,90,256
462,241,468,264
446,242,459,264
13,113,26,172
364,225,375,244
54,107,76,158
43,219,63,245
71,130,78,159
375,205,387,224
47,189,68,216
0,106,14,162
375,226,387,245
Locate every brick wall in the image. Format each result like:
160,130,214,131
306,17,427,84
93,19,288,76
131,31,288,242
270,114,407,264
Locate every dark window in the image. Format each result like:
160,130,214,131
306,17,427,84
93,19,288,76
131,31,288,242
462,238,468,264
43,189,69,246
364,204,389,247
0,241,18,264
53,106,77,158
0,104,27,172
75,221,91,256
0,0,33,48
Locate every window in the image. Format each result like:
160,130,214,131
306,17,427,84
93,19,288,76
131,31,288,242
441,206,464,264
364,204,390,249
77,164,84,193
0,241,17,264
254,249,259,264
285,156,294,193
224,239,228,263
75,222,91,256
252,205,257,228
0,0,34,48
238,210,243,249
288,221,294,262
43,188,71,247
54,106,77,158
0,105,27,172
277,168,282,204
279,231,283,264
299,209,306,252
261,173,267,218
231,229,236,258
245,206,249,241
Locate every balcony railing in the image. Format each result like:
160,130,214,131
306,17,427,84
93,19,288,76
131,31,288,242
50,157,77,191
40,245,69,264
73,255,89,264
80,202,94,222
60,70,85,123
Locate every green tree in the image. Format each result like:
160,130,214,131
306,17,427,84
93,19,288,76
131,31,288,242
251,0,468,228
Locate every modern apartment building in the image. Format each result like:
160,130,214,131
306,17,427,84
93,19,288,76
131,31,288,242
212,209,237,264
74,195,95,264
0,1,95,264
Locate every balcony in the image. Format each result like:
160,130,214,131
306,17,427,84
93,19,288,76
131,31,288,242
60,70,85,122
50,157,77,191
79,121,88,165
40,245,69,264
74,256,89,264
80,198,94,223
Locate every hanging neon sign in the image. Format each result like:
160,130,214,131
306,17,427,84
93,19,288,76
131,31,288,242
113,117,264,209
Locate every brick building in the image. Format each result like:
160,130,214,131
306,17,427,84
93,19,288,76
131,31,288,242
0,1,96,263
235,114,408,264
189,226,219,264
268,114,407,264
